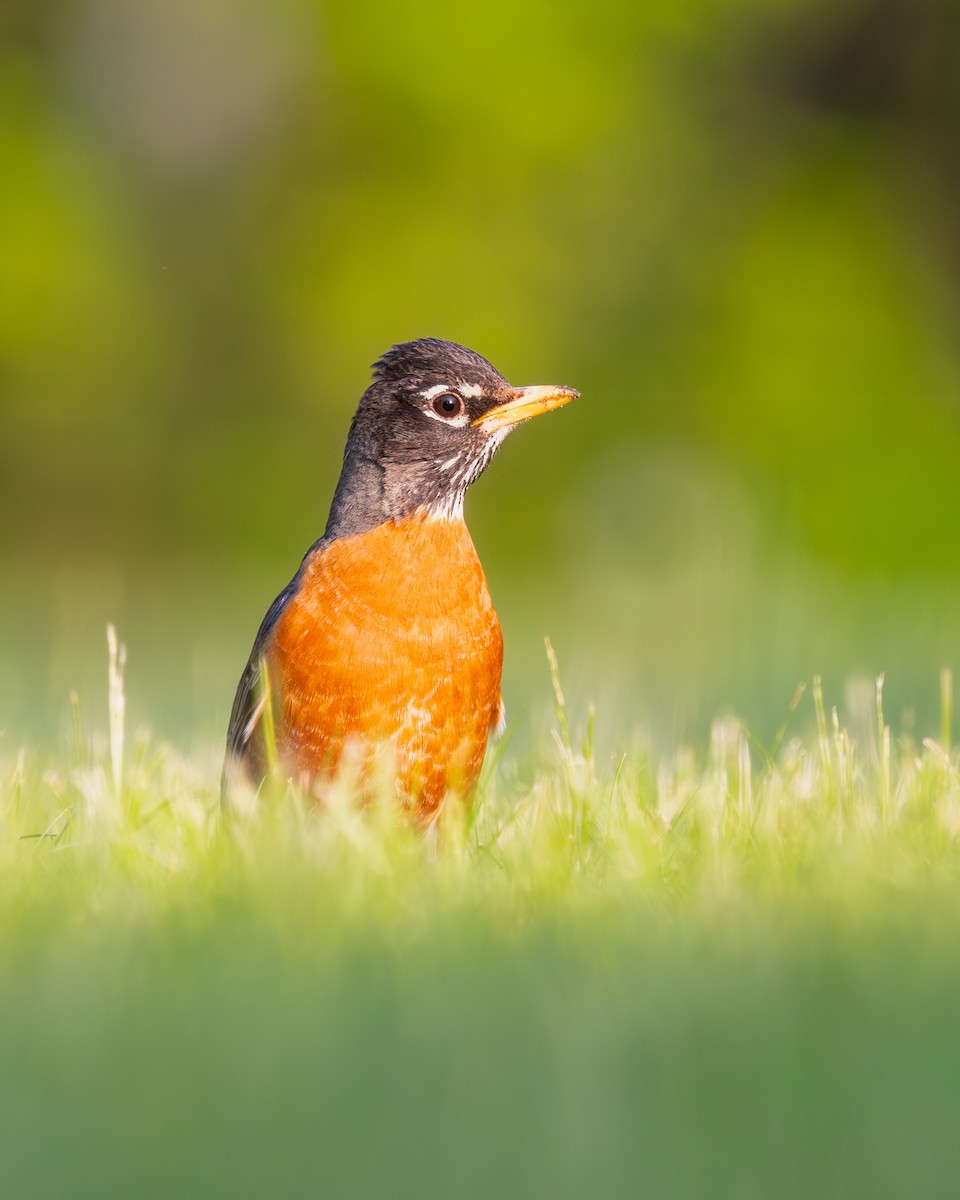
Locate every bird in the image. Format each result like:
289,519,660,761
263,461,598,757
223,337,578,821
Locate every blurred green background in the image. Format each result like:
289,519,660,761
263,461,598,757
4,0,960,752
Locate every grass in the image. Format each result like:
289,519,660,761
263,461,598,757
3,634,960,1198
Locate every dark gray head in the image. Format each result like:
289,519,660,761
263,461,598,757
325,338,578,538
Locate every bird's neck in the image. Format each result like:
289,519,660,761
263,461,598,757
324,452,385,539
325,451,464,539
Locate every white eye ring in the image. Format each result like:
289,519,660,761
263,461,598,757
420,384,471,426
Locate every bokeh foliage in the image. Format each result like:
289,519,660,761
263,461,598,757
3,0,960,744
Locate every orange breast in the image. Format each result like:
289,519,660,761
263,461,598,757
266,512,503,817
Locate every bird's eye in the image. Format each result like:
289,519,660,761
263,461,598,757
432,393,463,419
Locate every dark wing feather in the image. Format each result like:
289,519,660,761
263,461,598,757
224,578,297,763
222,536,330,781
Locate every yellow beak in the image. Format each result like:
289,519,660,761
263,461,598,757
472,385,580,433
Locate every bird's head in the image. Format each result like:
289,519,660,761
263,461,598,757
327,338,578,536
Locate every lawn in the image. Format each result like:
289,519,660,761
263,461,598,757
2,640,960,1198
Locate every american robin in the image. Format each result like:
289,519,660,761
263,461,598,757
223,337,578,820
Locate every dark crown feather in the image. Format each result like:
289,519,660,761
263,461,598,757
371,338,503,386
